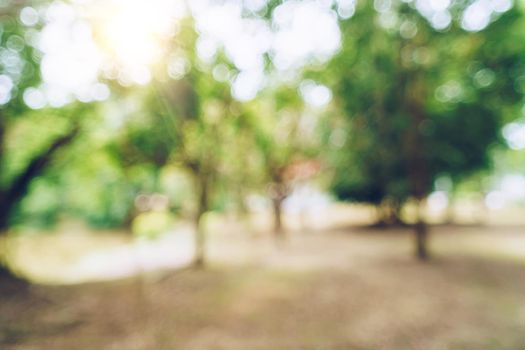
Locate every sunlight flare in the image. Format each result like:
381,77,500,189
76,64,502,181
87,0,185,84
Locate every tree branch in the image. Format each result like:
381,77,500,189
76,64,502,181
0,125,79,231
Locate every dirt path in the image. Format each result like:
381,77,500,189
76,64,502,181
2,225,525,349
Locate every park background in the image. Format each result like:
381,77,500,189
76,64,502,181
2,0,525,348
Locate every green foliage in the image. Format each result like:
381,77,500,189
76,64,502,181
0,4,89,231
325,1,525,206
0,9,41,112
2,0,525,236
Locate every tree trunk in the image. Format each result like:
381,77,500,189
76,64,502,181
0,208,9,234
414,221,428,260
378,200,405,227
0,126,78,236
193,175,209,268
403,69,431,261
272,197,284,240
193,211,205,268
415,225,428,262
268,178,288,242
414,200,429,260
0,124,78,284
0,257,29,295
409,173,430,261
404,108,430,259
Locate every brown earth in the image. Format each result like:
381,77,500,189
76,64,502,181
2,224,525,349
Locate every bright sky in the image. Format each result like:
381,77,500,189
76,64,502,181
13,0,344,107
0,0,516,109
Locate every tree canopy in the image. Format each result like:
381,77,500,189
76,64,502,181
325,1,525,223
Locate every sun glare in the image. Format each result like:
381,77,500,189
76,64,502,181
88,0,184,85
25,0,342,106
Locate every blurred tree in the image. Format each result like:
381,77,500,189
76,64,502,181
0,3,83,278
103,97,173,228
243,84,320,240
324,0,525,259
137,19,239,267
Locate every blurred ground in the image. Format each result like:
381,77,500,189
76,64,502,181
2,204,525,349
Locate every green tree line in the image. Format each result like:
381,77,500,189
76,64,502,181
1,0,524,280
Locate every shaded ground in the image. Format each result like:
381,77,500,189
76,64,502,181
2,224,525,349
